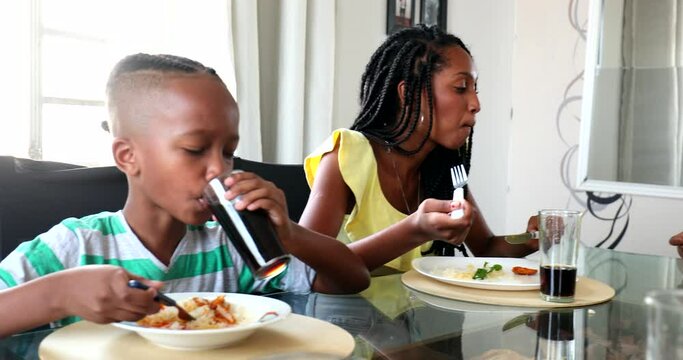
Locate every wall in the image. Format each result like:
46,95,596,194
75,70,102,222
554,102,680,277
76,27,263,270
333,0,385,130
332,0,683,257
447,1,514,234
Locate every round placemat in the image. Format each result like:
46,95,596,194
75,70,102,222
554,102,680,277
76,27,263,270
39,314,354,360
402,270,615,308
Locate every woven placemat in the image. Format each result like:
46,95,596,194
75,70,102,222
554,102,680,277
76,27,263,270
402,270,615,308
39,314,353,360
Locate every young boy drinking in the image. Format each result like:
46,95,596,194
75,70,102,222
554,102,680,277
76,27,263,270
0,53,369,337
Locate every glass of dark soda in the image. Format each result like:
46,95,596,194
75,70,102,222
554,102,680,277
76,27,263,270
203,170,290,279
539,209,582,303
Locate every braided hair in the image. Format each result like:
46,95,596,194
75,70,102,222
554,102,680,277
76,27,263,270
351,25,475,256
105,53,223,135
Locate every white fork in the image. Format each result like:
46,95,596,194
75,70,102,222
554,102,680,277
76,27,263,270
450,164,468,219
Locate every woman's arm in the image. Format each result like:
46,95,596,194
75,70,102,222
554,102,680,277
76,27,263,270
299,148,473,271
464,193,539,257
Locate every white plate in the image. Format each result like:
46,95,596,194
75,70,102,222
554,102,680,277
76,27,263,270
412,257,540,291
111,292,291,351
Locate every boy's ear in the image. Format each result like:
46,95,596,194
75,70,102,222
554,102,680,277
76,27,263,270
112,138,140,176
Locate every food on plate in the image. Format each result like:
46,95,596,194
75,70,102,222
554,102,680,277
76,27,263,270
136,295,244,330
472,261,503,280
512,266,538,276
442,262,505,281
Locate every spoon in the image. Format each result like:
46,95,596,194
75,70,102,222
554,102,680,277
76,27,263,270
127,280,196,321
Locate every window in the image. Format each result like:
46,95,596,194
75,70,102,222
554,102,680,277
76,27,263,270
1,0,235,167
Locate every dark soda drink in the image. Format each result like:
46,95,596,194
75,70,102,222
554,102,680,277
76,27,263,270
540,265,577,298
208,204,290,279
204,175,290,280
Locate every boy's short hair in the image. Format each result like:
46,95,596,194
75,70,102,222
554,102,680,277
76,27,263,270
105,53,226,136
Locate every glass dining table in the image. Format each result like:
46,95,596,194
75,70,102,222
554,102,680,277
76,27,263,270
1,245,679,359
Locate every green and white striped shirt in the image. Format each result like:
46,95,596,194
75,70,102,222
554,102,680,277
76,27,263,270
0,210,313,296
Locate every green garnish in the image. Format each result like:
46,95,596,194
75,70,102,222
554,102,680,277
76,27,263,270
472,261,503,280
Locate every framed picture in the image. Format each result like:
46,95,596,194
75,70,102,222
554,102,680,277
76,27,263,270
420,0,447,31
387,0,415,35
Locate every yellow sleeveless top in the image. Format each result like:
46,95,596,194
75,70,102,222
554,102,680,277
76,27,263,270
304,128,432,272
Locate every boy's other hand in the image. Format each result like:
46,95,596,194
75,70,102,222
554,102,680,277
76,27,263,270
58,265,162,323
670,232,683,258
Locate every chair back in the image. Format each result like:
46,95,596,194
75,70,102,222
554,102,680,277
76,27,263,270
233,157,310,222
0,157,310,259
0,156,127,260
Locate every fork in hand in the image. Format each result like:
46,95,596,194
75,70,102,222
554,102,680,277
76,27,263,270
128,280,196,321
450,164,468,219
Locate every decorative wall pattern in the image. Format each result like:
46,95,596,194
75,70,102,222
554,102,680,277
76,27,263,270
560,0,632,250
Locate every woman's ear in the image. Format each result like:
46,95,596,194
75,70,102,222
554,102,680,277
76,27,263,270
397,80,406,105
112,138,140,176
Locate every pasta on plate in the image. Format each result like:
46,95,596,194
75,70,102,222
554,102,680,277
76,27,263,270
137,295,245,330
441,264,508,281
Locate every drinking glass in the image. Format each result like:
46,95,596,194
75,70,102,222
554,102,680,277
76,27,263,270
539,209,582,303
645,289,683,359
203,170,290,279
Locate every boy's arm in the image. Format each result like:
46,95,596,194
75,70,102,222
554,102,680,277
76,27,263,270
223,171,369,294
284,223,369,294
0,266,162,338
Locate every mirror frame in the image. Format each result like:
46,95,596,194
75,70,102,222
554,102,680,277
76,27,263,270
577,0,683,199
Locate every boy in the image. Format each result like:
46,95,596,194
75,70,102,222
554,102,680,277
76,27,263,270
0,54,369,337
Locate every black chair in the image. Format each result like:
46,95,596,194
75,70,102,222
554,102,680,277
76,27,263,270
233,157,310,222
0,156,128,259
0,156,310,260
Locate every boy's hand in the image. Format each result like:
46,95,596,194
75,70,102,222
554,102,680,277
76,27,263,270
57,265,162,323
222,171,292,240
410,198,473,246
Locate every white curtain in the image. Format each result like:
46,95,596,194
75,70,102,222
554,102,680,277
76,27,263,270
231,0,336,164
618,0,683,185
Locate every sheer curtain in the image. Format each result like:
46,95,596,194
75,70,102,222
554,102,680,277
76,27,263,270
619,0,683,185
231,0,336,164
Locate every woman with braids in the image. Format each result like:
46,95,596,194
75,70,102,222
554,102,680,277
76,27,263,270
300,25,538,274
0,53,369,337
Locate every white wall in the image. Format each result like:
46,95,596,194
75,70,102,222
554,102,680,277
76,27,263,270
333,0,385,130
447,1,514,234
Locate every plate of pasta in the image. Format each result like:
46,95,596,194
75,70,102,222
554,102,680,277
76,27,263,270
111,292,291,350
412,257,540,291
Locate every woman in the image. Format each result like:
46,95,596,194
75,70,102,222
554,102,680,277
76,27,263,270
300,25,537,274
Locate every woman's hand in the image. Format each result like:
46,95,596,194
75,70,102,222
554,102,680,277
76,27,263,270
525,215,540,252
669,232,683,258
57,265,162,323
222,171,293,242
409,198,473,246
